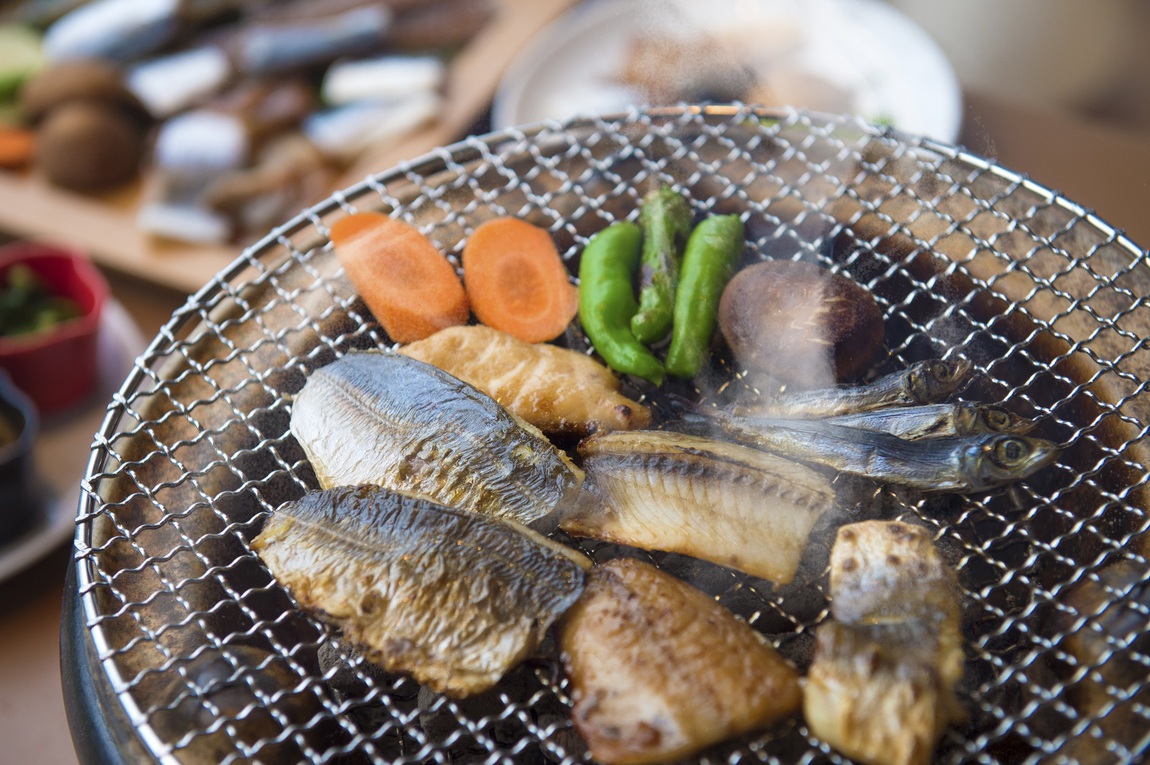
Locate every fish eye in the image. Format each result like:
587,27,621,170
927,361,949,380
994,438,1028,464
913,361,946,390
985,408,1011,429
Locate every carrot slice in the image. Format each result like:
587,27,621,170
331,211,469,343
461,217,577,343
0,125,34,169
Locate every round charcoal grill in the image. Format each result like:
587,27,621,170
62,105,1150,764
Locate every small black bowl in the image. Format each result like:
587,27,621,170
0,369,39,546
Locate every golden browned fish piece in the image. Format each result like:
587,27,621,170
559,557,802,765
561,429,835,584
397,324,651,436
253,484,590,697
290,350,583,527
804,521,966,765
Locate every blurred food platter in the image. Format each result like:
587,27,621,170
0,0,576,293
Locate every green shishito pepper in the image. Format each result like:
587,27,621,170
578,222,665,385
665,214,744,379
631,186,692,345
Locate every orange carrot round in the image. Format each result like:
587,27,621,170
461,217,577,343
331,211,469,343
0,125,35,169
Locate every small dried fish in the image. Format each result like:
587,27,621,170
702,411,1057,493
290,351,583,527
791,402,1032,440
561,429,835,584
745,359,972,418
253,484,590,697
560,557,802,764
804,521,965,765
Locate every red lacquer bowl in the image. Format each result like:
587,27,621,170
0,241,109,415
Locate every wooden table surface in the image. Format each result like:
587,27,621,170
0,90,1147,765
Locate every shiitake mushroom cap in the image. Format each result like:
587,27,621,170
718,259,884,388
35,100,147,191
19,58,150,124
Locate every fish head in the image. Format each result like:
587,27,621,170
974,405,1035,435
910,359,972,403
964,435,1059,491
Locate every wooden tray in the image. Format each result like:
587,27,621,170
0,0,576,295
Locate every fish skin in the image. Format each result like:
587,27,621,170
817,402,1034,440
561,429,834,584
253,484,589,697
290,350,583,527
704,411,1058,493
745,359,973,419
560,557,802,765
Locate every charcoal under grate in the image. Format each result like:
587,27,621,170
68,105,1150,764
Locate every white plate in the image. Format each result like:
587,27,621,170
0,300,146,583
493,0,963,142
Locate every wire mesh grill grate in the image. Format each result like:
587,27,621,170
73,106,1150,764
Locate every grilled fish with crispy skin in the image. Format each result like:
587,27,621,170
804,521,965,765
398,325,651,436
560,557,802,764
253,484,590,697
561,429,835,584
290,350,583,527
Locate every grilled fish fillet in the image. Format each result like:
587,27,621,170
398,324,651,436
290,350,583,527
560,557,802,764
804,521,965,765
253,484,590,697
562,429,835,584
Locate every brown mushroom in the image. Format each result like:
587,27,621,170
19,59,152,191
35,100,147,191
19,59,149,124
718,259,885,387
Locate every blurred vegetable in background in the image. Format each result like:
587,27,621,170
0,263,80,336
0,0,495,244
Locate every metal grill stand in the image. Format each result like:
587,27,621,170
64,106,1150,764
